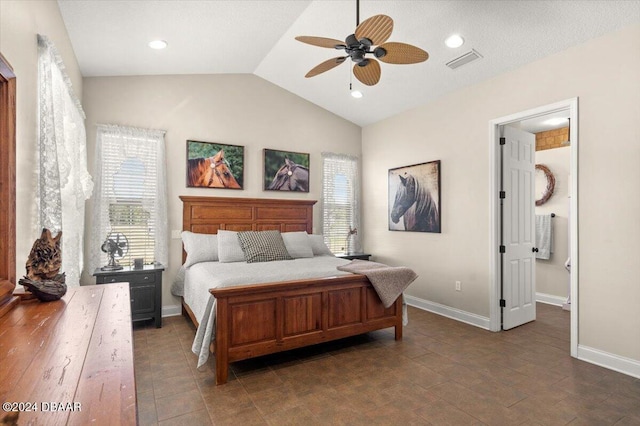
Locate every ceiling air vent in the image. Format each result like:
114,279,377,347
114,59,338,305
446,49,483,70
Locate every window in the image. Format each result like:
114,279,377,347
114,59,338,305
89,125,168,272
321,153,360,254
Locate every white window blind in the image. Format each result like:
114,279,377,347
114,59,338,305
89,125,168,272
321,153,361,254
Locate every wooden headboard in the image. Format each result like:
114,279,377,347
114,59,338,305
180,196,316,261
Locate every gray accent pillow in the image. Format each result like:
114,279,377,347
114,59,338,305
181,231,218,267
237,230,293,263
282,231,314,258
217,230,246,263
308,234,334,256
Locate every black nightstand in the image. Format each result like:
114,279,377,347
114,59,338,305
93,263,164,328
337,253,371,261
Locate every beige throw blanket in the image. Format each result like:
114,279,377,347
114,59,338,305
337,260,418,308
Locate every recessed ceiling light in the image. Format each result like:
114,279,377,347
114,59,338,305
148,40,168,50
351,90,363,99
445,34,464,49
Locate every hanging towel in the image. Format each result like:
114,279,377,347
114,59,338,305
535,214,553,260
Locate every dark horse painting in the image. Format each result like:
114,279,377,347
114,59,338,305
389,161,440,233
267,158,309,192
187,150,241,189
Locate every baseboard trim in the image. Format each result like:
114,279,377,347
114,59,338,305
578,345,640,379
162,304,181,318
536,292,566,306
404,294,490,330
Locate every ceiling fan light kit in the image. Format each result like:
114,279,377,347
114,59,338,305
295,1,428,87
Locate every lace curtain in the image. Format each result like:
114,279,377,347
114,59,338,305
88,125,168,274
37,35,93,287
321,152,362,254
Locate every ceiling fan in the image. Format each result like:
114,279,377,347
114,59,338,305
295,0,429,86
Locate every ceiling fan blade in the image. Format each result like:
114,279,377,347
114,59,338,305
377,42,429,64
355,15,393,45
305,57,347,78
296,36,347,49
353,59,381,86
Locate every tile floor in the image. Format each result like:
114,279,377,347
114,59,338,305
133,303,640,425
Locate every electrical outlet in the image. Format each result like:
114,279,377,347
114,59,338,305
455,281,461,291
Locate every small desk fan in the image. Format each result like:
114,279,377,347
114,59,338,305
100,232,129,271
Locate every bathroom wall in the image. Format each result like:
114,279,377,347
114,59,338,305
535,146,571,301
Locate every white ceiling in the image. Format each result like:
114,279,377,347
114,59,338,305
518,110,570,134
58,0,640,127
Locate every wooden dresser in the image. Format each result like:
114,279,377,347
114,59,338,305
0,284,136,425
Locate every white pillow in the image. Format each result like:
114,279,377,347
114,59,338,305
282,232,314,258
181,231,218,267
308,234,334,256
217,230,246,263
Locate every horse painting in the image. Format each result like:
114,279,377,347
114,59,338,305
389,167,440,233
187,149,241,189
267,158,309,192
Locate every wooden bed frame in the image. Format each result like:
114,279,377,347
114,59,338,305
180,196,403,384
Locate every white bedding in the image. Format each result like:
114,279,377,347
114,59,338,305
185,256,353,368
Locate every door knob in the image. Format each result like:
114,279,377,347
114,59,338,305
532,247,539,253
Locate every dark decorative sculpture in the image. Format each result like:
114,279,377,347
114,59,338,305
0,411,19,425
18,228,67,302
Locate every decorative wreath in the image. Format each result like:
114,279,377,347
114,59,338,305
535,164,555,206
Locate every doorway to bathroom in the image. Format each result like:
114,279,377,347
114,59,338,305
489,98,578,357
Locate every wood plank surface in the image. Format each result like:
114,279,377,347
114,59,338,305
0,292,75,400
69,283,135,426
0,285,135,425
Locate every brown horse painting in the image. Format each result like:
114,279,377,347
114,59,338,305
267,158,309,192
390,173,440,232
187,150,241,188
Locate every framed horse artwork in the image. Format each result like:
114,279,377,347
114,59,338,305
263,148,310,192
186,140,244,189
389,160,441,233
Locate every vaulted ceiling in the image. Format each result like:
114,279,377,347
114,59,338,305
58,0,640,126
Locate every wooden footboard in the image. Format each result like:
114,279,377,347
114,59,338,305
210,274,402,385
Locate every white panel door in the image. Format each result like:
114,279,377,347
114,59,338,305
502,126,536,330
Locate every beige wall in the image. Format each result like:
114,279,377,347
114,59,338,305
535,146,570,300
0,0,83,281
81,74,361,309
362,25,640,361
